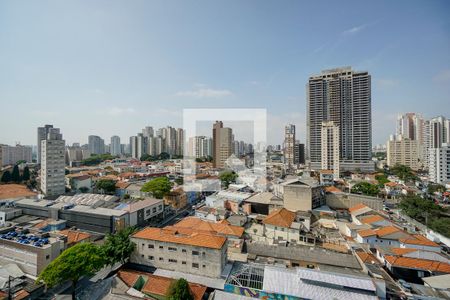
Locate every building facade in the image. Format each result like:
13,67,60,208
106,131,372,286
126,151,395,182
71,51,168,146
320,121,340,178
131,227,227,278
0,144,32,166
429,143,450,185
387,135,422,171
110,135,121,156
213,121,232,168
88,135,105,155
37,124,54,164
284,124,296,170
307,67,373,172
40,127,66,196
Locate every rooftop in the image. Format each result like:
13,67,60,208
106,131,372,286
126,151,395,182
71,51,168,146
117,269,206,300
384,255,450,273
58,229,91,245
400,235,440,247
359,215,387,225
263,208,296,228
172,216,244,238
132,227,227,249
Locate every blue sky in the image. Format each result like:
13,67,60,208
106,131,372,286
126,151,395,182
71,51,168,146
1,0,449,146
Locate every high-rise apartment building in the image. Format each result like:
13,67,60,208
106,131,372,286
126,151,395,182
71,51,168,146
88,135,105,155
307,67,373,172
110,136,121,156
37,124,54,164
0,144,32,166
429,143,450,185
40,127,65,196
284,124,296,170
136,134,146,159
130,136,138,159
294,142,305,165
175,128,184,156
387,135,422,171
65,145,90,166
397,113,425,142
142,126,154,138
212,121,232,168
321,121,340,177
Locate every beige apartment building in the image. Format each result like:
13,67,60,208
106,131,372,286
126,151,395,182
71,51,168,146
321,121,340,178
212,121,232,168
131,226,227,278
387,135,422,171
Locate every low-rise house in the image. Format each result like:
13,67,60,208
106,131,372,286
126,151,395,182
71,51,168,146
375,247,450,265
195,205,222,222
116,197,164,226
349,203,373,223
399,235,441,253
115,181,131,197
58,229,92,248
358,214,392,228
383,255,450,284
66,174,92,192
171,216,244,239
130,226,227,278
115,269,207,300
248,208,311,245
356,226,411,247
163,188,187,210
243,192,284,215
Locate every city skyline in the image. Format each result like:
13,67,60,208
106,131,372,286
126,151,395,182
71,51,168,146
1,1,449,146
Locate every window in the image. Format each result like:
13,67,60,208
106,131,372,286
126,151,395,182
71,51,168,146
192,251,199,256
169,259,177,263
159,257,164,261
159,205,163,210
182,249,186,253
148,256,154,260
168,247,177,252
159,246,164,249
182,261,186,265
192,263,199,268
148,244,154,249
46,255,50,260
202,264,206,268
152,207,157,213
146,209,150,215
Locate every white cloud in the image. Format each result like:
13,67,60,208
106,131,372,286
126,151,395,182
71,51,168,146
342,24,367,35
175,87,233,98
105,107,136,116
433,69,450,84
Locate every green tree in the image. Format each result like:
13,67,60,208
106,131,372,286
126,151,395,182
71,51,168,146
391,164,417,181
11,165,21,183
351,182,380,197
96,179,117,194
219,171,238,189
428,184,446,194
166,278,193,300
1,171,12,183
37,243,105,300
175,177,184,186
158,152,170,160
375,174,389,186
22,166,31,181
101,227,136,266
141,177,172,199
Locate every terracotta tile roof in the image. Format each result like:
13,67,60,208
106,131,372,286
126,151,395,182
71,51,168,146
13,290,29,300
325,186,342,193
117,270,139,287
118,270,206,300
355,251,380,264
400,235,440,247
263,208,296,228
172,217,244,238
390,248,418,256
58,229,91,245
360,215,386,224
385,182,398,187
357,229,376,237
115,181,131,189
119,172,137,178
384,255,450,273
0,184,37,200
374,226,402,237
349,203,369,213
132,227,227,249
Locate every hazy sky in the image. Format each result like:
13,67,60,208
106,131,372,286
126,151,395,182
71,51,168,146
1,0,449,146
